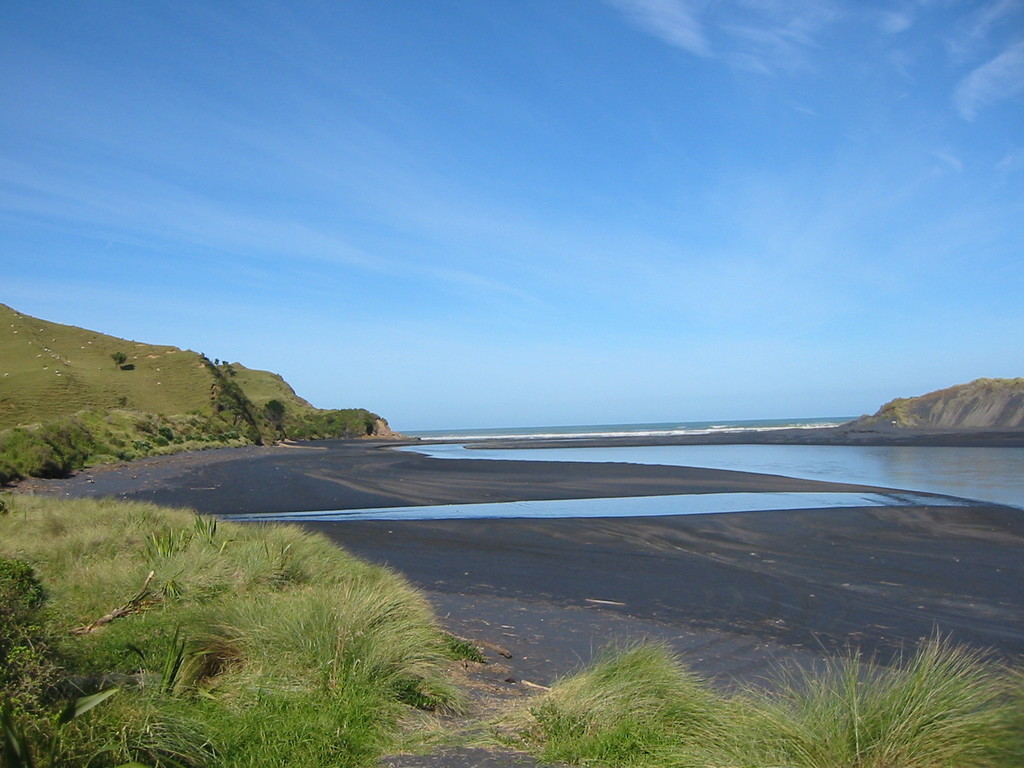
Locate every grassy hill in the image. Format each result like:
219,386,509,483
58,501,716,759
0,303,309,430
0,304,389,484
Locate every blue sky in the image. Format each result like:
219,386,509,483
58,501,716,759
2,1,1022,430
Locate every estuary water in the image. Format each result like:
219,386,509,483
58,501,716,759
226,490,967,523
226,421,1023,524
403,442,1024,510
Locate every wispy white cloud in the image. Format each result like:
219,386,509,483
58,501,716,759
606,0,710,57
996,148,1024,173
606,0,841,75
0,149,541,307
932,149,964,173
879,10,914,35
947,0,1021,60
787,101,817,116
954,40,1024,119
971,0,1020,36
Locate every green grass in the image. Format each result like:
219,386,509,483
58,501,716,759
0,495,462,767
228,364,312,411
506,640,1023,768
0,303,213,430
0,304,374,434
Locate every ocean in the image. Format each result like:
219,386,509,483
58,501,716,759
406,416,850,442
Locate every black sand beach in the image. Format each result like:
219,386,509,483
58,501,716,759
21,436,1024,688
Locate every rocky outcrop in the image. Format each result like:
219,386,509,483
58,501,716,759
370,417,404,439
852,378,1024,429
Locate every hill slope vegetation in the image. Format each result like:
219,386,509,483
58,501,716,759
0,303,318,429
0,304,392,484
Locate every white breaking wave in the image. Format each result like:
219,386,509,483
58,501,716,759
412,419,847,442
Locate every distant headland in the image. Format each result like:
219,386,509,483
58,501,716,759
474,378,1024,451
848,377,1024,430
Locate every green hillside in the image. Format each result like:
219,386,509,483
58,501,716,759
0,304,308,429
0,304,389,484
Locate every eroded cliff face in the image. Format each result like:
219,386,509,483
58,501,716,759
858,378,1024,429
370,417,403,439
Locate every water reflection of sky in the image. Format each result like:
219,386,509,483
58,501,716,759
225,490,967,523
400,444,1024,510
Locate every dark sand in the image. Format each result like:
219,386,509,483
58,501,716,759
22,437,1024,687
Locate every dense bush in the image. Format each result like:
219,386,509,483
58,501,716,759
0,557,58,716
0,407,253,485
286,408,380,440
36,418,96,471
0,419,96,482
1,362,387,485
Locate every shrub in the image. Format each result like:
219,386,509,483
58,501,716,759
0,558,58,715
0,428,63,480
285,408,380,440
36,418,96,472
0,419,97,481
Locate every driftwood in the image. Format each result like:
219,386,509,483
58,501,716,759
71,571,156,635
519,679,551,691
474,638,513,659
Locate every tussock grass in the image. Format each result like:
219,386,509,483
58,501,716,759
509,639,1022,768
505,643,728,766
61,691,215,768
738,636,1014,768
0,495,462,767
